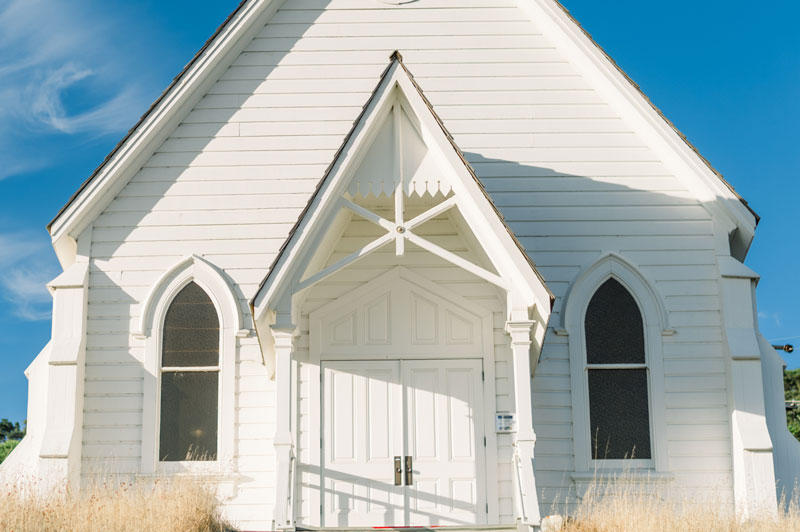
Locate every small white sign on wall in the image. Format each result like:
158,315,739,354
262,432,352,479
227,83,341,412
495,413,517,433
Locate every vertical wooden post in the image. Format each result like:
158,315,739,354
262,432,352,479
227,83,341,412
506,319,542,529
393,103,405,256
271,325,296,529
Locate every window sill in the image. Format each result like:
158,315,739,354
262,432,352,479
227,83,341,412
571,471,675,483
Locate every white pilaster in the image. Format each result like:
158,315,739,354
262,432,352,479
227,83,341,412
718,256,777,518
38,259,89,492
506,320,542,528
271,325,297,530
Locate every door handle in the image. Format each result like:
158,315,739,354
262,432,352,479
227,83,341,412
404,456,413,486
394,456,402,486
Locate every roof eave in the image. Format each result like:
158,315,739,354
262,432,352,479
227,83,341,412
521,0,759,234
47,0,285,244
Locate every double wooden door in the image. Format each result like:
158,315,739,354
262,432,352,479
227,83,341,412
322,359,487,527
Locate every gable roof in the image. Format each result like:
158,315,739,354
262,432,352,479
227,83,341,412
47,0,758,265
250,51,554,324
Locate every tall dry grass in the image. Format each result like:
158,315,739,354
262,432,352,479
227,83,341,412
0,477,233,532
556,475,800,532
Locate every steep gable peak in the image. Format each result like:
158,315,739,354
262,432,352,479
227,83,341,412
251,51,553,331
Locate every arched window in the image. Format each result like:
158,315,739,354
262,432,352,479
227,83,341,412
584,278,651,460
159,281,220,462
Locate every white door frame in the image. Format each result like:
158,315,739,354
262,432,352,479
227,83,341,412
304,267,499,527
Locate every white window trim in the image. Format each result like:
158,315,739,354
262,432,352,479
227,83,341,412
562,252,670,474
137,255,243,475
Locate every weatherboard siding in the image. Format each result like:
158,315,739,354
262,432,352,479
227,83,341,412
80,0,733,527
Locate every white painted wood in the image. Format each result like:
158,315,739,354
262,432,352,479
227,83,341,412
406,232,506,289
310,267,488,359
320,359,487,527
404,359,487,526
322,360,404,527
36,261,89,491
12,0,781,526
295,233,394,292
717,259,777,518
506,320,541,526
271,326,297,529
302,265,501,527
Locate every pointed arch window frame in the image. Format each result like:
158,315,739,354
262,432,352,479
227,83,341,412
136,255,243,475
562,252,671,475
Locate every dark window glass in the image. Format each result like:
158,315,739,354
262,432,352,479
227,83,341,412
159,282,220,462
159,371,219,461
585,279,645,364
588,369,651,459
162,282,219,368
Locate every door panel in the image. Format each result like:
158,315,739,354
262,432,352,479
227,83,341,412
323,361,404,527
322,359,485,527
404,359,486,526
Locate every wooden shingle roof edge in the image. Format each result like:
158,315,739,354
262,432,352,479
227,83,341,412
250,51,555,316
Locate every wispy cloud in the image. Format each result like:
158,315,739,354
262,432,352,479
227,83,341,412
758,311,782,328
1,267,55,321
0,0,150,179
0,233,44,267
0,232,59,321
29,63,142,135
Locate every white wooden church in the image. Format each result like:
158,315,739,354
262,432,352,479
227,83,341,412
2,0,798,530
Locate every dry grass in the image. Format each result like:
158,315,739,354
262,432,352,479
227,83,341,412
555,476,800,532
0,477,233,532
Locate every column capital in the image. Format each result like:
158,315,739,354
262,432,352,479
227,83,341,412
505,320,534,344
270,324,298,348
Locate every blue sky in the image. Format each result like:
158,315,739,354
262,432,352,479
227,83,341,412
0,0,798,424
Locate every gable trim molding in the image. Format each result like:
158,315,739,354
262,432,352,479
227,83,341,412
250,52,553,335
